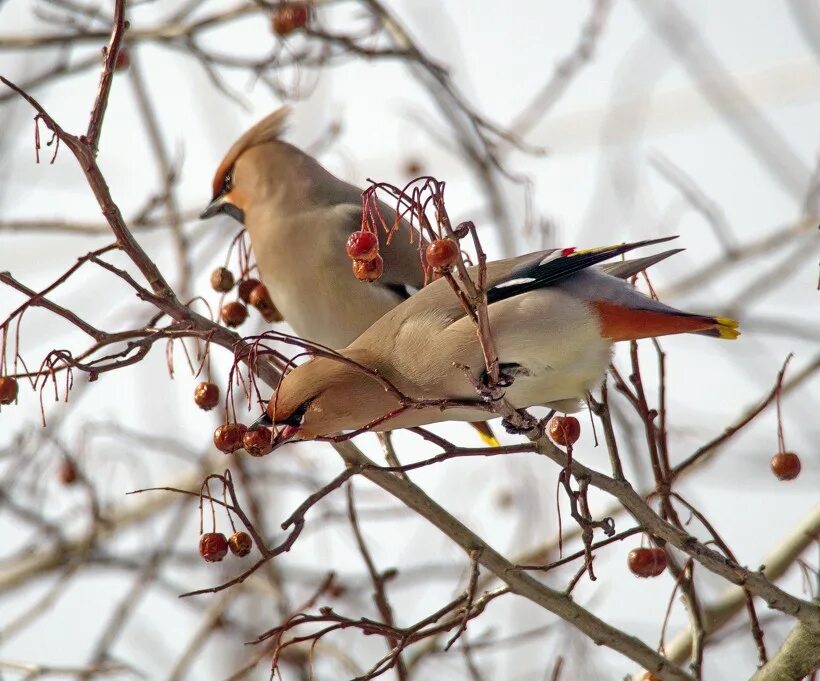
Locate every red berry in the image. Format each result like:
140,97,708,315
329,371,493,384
271,3,310,35
213,423,248,453
113,48,129,71
425,239,459,271
628,547,667,578
243,428,273,457
58,459,78,485
642,674,662,681
352,254,384,282
228,531,253,557
238,278,261,303
210,267,235,292
346,231,379,261
199,532,229,562
770,452,801,481
221,301,248,327
248,284,283,323
548,416,581,446
194,382,220,411
0,376,19,405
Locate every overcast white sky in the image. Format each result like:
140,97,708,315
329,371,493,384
1,1,818,679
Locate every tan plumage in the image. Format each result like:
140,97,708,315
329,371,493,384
202,108,424,349
201,109,499,446
265,239,739,443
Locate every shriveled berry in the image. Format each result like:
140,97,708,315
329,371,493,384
346,231,379,262
770,452,801,481
58,459,78,485
271,3,309,35
248,284,283,323
221,301,248,327
228,531,253,557
352,254,384,282
243,428,273,457
210,267,235,292
0,376,19,405
425,239,459,271
194,382,220,411
213,423,248,453
199,532,229,562
628,547,667,578
549,416,581,446
238,278,261,303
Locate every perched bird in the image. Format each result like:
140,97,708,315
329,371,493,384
260,238,739,444
200,107,424,348
200,108,500,443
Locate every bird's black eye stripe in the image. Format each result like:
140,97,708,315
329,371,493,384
283,397,313,426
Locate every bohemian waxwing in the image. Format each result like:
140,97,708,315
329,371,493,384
200,107,424,347
260,238,739,444
200,108,503,443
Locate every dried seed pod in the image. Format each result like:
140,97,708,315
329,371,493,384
425,239,459,271
238,278,261,303
248,284,283,323
194,382,220,411
228,531,253,557
221,301,248,328
243,428,273,457
770,452,801,481
0,377,19,405
213,423,248,453
210,267,235,292
352,254,384,282
346,231,379,262
548,416,581,446
199,532,229,562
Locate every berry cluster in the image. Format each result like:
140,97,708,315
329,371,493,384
213,424,274,458
199,530,253,562
210,267,283,327
346,231,384,282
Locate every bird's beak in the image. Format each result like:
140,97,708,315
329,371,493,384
249,411,301,449
200,195,245,223
250,411,273,430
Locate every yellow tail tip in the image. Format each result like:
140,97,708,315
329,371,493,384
469,421,500,447
478,433,501,447
715,316,740,340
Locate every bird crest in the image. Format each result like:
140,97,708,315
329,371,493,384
210,107,290,198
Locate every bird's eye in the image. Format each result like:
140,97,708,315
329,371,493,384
220,168,234,196
282,398,313,426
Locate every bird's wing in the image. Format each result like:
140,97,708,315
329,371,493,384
601,248,684,279
485,237,679,304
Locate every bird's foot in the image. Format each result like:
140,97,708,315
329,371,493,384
501,410,540,436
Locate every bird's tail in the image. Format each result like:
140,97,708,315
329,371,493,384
593,300,740,341
692,315,740,339
469,421,500,447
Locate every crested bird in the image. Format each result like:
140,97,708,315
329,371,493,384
259,238,739,444
200,108,501,444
